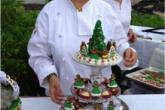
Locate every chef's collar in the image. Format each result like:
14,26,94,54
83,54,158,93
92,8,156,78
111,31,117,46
66,0,92,12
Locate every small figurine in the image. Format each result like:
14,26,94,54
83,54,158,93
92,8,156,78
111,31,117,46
80,41,89,57
74,74,85,89
94,104,103,110
63,97,74,110
107,41,111,51
107,101,116,110
108,74,117,87
101,47,109,59
90,46,99,59
108,74,120,95
92,81,101,99
108,46,116,58
87,38,92,46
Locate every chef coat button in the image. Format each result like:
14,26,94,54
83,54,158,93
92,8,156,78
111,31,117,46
98,14,101,17
57,12,60,15
62,58,65,61
59,35,62,37
63,77,69,81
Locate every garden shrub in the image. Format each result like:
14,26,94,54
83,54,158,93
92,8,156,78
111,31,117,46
1,10,40,96
131,12,164,28
1,0,25,26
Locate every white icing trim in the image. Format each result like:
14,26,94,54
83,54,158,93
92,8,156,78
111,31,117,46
74,85,85,88
76,53,118,65
64,105,75,110
107,84,118,88
91,93,101,96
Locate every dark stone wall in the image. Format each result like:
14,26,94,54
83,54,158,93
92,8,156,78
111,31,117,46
132,0,164,15
23,4,45,11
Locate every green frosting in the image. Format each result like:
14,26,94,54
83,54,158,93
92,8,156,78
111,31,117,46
64,103,72,108
90,54,99,59
157,72,164,75
92,87,101,94
107,108,114,110
109,80,117,86
88,20,106,56
75,81,84,87
9,98,21,110
146,76,150,80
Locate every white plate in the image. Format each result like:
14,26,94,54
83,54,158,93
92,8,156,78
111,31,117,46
126,67,165,89
72,54,122,67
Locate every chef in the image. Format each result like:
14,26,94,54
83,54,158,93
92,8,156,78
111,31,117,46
102,0,137,84
28,0,138,105
103,0,137,43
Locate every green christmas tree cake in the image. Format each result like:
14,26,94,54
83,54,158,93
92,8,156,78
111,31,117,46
76,20,119,66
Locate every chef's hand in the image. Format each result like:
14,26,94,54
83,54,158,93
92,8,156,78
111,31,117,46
123,48,137,67
128,29,137,43
49,75,65,105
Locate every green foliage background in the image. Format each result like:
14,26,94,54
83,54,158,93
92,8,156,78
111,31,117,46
1,10,40,96
131,12,164,28
1,4,164,96
1,0,25,26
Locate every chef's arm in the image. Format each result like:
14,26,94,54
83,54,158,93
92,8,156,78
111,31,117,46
104,9,139,70
113,23,139,70
27,4,58,90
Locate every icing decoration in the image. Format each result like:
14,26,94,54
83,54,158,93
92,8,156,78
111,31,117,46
107,101,116,110
92,81,101,97
9,98,21,110
108,74,117,87
74,74,85,89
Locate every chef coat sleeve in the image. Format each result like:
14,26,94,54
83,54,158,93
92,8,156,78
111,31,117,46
104,4,138,70
27,5,57,90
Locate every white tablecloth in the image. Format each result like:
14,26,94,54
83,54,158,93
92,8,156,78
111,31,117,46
21,94,165,110
130,25,165,68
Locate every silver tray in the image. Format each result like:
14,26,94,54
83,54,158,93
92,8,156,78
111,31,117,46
126,66,165,89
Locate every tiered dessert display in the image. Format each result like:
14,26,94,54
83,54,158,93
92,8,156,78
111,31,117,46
61,20,129,110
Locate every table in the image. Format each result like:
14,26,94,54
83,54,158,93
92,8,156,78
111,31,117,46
21,94,165,110
130,25,165,68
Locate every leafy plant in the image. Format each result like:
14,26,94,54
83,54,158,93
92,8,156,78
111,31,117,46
131,12,164,28
45,0,52,4
1,10,40,96
1,0,25,26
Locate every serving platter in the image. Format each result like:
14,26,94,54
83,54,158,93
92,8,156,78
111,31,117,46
73,54,122,67
126,66,165,89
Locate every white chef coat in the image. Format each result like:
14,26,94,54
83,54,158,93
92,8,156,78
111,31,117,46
103,0,131,35
28,0,138,96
